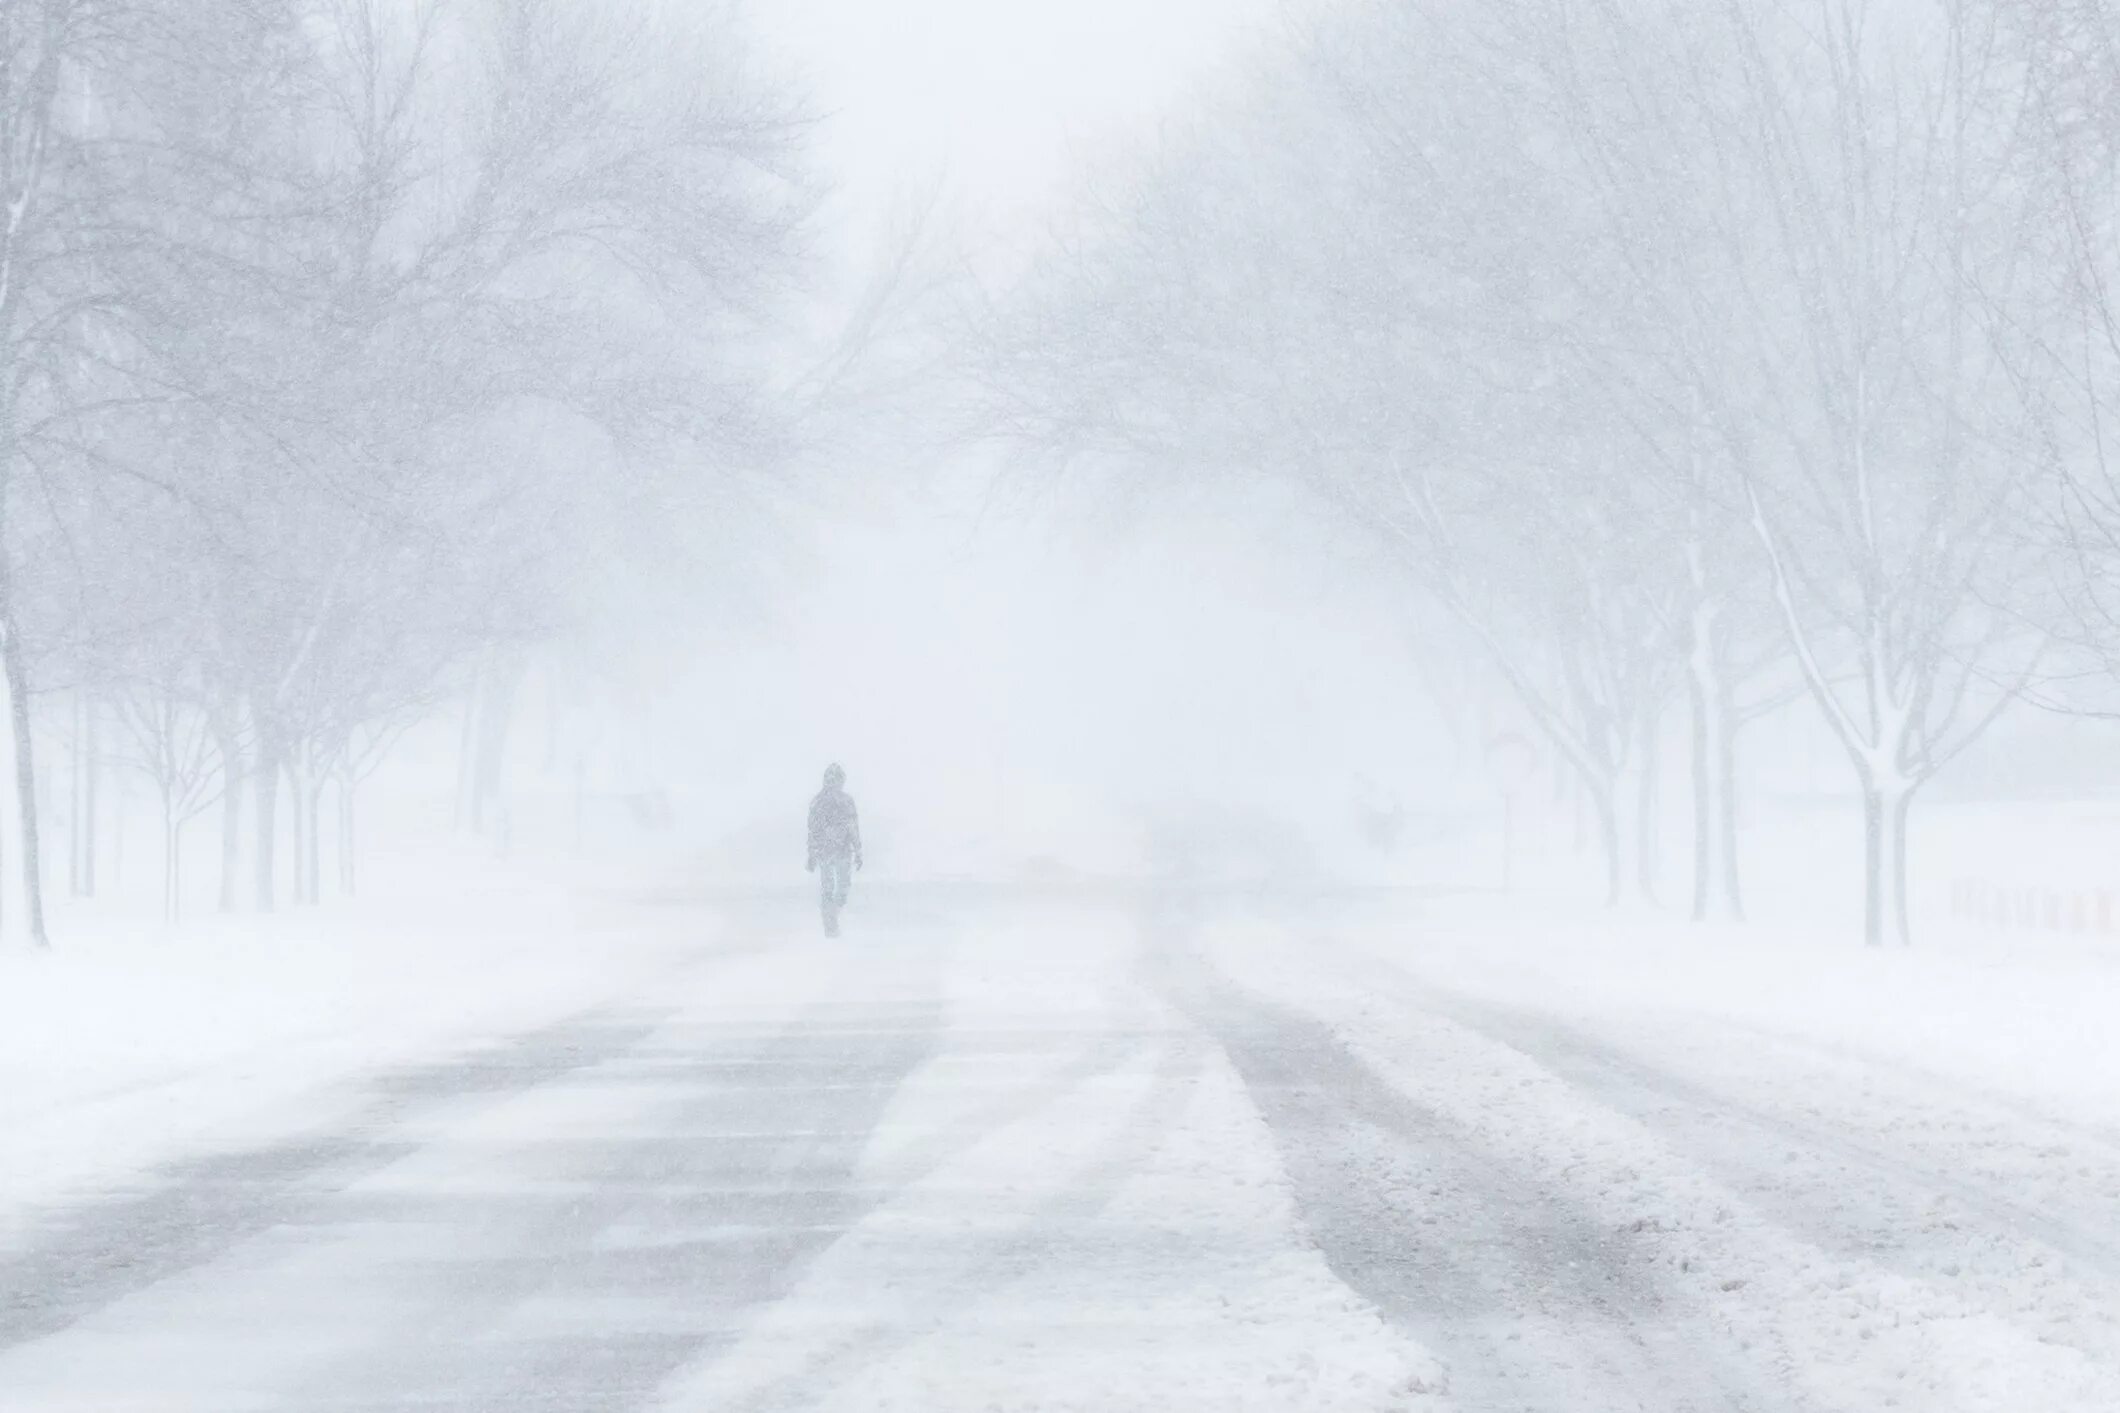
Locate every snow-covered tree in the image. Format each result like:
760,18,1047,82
1678,0,2048,945
0,0,820,937
980,0,2051,942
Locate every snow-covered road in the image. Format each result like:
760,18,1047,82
3,889,2117,1411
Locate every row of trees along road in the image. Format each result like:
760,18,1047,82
978,0,2120,946
1,0,820,938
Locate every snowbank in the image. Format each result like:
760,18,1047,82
1344,891,2120,1130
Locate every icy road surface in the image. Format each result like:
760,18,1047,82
3,889,2119,1412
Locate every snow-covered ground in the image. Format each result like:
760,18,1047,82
6,871,2120,1410
0,840,711,1245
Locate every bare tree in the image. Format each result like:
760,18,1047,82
0,0,106,949
1970,0,2120,724
976,0,1694,904
0,0,321,942
137,0,820,909
1683,0,2047,945
112,675,220,921
0,0,824,945
979,0,2049,943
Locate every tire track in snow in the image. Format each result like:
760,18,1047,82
1151,934,1791,1413
1394,982,2120,1376
1434,994,2120,1271
285,995,951,1413
0,919,1174,1412
654,1040,1206,1412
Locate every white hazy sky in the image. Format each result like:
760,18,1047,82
750,0,1288,225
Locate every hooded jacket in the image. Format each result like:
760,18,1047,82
807,783,861,864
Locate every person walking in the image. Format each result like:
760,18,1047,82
806,763,863,936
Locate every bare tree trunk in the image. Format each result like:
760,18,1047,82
289,771,309,906
1589,771,1626,906
1861,778,1917,948
1687,667,1715,922
215,714,243,913
220,786,243,911
572,752,586,854
337,778,356,895
1635,715,1661,905
304,774,323,905
1679,581,1754,926
0,604,48,949
1685,608,1739,922
253,727,280,912
471,656,525,836
162,805,178,924
1860,785,1880,947
1889,784,1913,948
1717,702,1744,920
1570,772,1588,855
69,691,82,897
0,396,37,943
0,728,7,940
542,668,560,772
82,693,97,897
454,675,482,831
